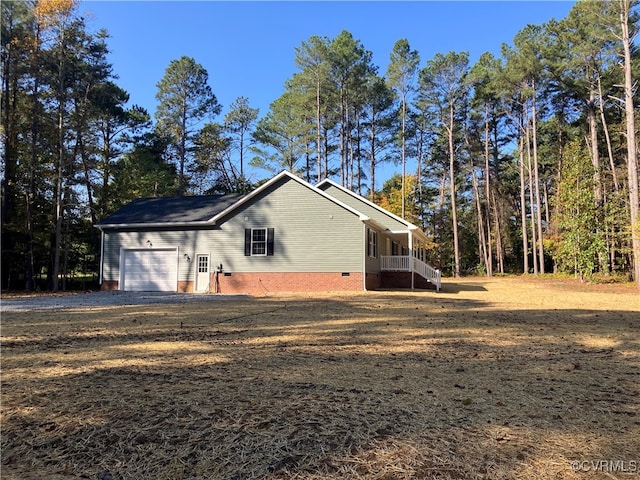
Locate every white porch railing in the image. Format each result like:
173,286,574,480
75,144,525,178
412,257,442,291
380,255,441,291
380,255,411,271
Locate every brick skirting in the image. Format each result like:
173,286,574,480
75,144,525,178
215,271,363,295
102,271,435,293
380,271,437,290
102,271,439,293
101,281,119,291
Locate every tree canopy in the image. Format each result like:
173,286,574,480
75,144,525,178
2,0,639,290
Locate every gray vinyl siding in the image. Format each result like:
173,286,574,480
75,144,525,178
101,229,212,283
101,176,365,283
318,184,409,232
215,177,363,273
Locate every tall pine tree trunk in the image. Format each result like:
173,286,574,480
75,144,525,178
597,74,619,192
588,92,604,205
621,0,640,288
492,192,505,274
484,104,493,276
401,93,407,219
472,167,489,273
178,103,187,196
448,105,460,278
588,89,607,272
316,72,322,181
526,122,539,274
25,38,42,292
531,85,545,273
519,132,529,274
52,36,66,292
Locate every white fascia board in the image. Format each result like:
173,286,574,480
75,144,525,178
207,170,291,222
317,177,430,242
386,226,429,243
317,178,417,228
408,225,429,243
209,170,370,223
362,217,387,232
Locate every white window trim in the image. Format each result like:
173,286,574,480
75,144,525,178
367,228,378,258
251,228,268,256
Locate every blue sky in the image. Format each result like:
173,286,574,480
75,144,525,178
80,1,576,185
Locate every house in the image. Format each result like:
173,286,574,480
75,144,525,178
95,171,441,294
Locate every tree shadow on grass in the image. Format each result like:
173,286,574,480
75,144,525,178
440,281,488,294
1,294,638,479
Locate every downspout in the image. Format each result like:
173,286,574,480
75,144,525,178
98,227,104,286
409,230,414,290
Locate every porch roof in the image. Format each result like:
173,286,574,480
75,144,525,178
316,178,430,243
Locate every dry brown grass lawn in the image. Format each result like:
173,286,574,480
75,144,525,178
1,276,639,480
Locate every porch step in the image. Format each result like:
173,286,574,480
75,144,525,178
380,256,441,291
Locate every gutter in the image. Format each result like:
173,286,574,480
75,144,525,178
95,221,215,230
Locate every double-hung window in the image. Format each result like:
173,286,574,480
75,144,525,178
251,228,267,255
244,228,275,256
367,228,378,258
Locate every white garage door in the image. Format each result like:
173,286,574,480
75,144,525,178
120,248,178,292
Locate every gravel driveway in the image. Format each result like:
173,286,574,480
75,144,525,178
0,291,248,312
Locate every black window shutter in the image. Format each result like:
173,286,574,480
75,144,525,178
267,228,275,256
244,229,251,256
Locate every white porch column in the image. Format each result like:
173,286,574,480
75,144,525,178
409,230,414,289
362,223,367,291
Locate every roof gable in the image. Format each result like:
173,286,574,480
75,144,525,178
316,178,419,233
96,171,371,229
209,170,370,224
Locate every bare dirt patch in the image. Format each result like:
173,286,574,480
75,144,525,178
1,277,639,479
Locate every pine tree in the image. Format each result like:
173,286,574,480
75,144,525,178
155,56,221,196
386,39,419,219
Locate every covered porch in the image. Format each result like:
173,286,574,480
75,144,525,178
379,229,441,291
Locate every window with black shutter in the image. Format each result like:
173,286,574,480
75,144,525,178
244,228,275,256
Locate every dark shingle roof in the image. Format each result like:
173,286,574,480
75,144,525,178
97,194,245,226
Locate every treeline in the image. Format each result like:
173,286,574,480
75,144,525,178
1,0,252,290
1,0,639,290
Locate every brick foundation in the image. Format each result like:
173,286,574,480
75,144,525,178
380,271,437,290
101,281,119,291
177,281,194,293
215,271,364,295
102,272,436,293
365,272,382,290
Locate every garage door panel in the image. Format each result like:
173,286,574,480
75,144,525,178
121,249,177,291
